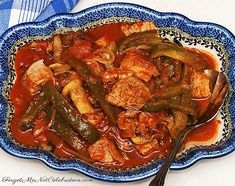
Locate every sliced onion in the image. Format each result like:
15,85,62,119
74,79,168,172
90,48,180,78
93,48,115,64
53,35,63,64
49,63,71,76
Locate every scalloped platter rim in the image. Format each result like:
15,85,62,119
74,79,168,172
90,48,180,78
0,2,235,182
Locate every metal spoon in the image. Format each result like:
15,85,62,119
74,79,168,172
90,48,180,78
149,69,229,186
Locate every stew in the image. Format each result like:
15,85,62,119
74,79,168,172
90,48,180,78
10,21,219,168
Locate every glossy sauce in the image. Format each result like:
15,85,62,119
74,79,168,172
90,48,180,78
185,48,220,143
185,118,220,143
10,22,220,168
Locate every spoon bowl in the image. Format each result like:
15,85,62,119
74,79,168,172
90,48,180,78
149,69,229,186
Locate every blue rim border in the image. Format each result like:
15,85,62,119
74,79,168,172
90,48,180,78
0,2,235,182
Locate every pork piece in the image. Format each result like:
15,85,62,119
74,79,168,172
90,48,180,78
22,59,54,95
121,51,159,82
88,137,113,163
106,76,151,110
101,68,134,84
83,111,107,129
121,21,158,36
191,70,211,98
117,111,139,138
88,137,124,163
138,112,168,136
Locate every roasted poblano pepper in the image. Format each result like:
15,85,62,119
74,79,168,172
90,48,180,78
67,58,118,125
153,84,190,99
125,37,162,49
20,94,50,131
42,83,100,144
52,113,92,162
142,93,197,116
119,30,162,53
150,43,208,70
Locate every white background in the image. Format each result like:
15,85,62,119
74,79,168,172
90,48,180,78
1,0,235,186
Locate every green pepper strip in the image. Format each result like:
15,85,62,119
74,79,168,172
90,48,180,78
42,83,100,144
160,64,175,83
20,94,50,131
153,84,190,99
119,30,161,53
125,37,162,49
150,43,208,70
142,96,197,115
52,113,93,162
67,58,118,125
171,61,183,82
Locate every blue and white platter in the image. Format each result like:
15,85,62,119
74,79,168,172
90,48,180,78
0,3,235,182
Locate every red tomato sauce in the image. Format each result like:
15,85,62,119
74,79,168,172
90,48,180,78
9,22,220,168
185,48,220,143
9,41,73,157
185,118,220,143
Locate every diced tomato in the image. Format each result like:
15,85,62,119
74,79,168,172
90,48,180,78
68,40,92,59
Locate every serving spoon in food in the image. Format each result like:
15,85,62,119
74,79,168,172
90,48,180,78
149,69,229,186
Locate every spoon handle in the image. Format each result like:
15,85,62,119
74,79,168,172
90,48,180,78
149,125,194,186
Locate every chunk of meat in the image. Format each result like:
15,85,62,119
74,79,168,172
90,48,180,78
117,111,139,138
83,111,107,129
88,137,113,163
121,21,158,36
106,76,151,110
22,59,54,95
101,68,134,84
68,39,92,59
121,51,159,82
139,112,168,136
191,70,211,98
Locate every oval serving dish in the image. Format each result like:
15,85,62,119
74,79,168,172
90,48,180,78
0,3,235,182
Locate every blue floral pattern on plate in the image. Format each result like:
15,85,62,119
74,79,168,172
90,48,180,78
0,3,235,182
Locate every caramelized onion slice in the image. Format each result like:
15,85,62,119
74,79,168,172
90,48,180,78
93,48,115,64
